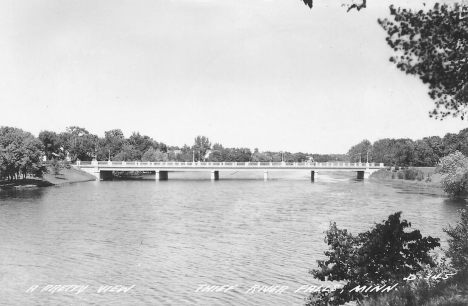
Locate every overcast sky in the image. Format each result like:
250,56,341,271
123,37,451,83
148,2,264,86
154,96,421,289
0,0,466,153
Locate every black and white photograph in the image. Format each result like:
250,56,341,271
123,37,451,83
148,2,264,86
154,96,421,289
1,0,468,305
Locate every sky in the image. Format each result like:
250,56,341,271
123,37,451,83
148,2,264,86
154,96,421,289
0,0,466,154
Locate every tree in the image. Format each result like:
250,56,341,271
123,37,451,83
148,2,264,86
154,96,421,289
141,148,168,162
39,130,61,160
0,127,47,182
393,138,415,166
413,139,437,166
436,151,468,199
307,212,440,306
347,139,372,163
59,126,97,161
422,136,444,160
378,3,468,120
192,136,211,161
113,144,140,161
128,132,159,160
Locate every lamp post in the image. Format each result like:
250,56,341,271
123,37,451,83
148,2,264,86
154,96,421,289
108,149,111,161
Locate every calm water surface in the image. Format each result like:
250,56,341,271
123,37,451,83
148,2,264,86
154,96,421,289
1,171,466,306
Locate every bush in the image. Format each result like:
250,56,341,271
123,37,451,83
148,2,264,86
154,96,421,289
397,171,405,179
444,209,468,270
403,168,425,181
306,212,440,306
358,209,468,306
436,151,468,199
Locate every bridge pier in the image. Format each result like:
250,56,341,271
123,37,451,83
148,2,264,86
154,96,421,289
155,170,168,180
264,170,268,181
211,170,219,180
311,171,315,181
357,171,364,179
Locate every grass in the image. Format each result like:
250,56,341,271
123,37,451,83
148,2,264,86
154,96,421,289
0,166,95,189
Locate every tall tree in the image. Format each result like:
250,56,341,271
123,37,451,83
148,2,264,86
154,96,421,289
347,139,372,163
192,136,211,161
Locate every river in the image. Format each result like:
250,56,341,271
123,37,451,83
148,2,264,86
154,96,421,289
1,171,466,306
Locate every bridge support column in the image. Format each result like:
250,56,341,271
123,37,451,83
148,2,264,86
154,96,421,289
357,171,364,179
264,170,268,181
155,170,168,180
311,171,315,181
211,170,219,180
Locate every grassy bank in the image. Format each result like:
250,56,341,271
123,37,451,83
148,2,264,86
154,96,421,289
369,168,442,188
43,167,96,185
0,166,95,189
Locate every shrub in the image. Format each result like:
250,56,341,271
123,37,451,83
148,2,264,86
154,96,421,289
436,151,468,199
306,212,440,306
397,171,405,179
444,209,468,270
403,168,425,181
357,209,468,306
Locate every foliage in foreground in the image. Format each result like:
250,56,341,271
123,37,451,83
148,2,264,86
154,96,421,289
379,3,468,120
306,212,440,306
360,269,468,306
444,209,468,270
436,151,468,199
360,209,468,306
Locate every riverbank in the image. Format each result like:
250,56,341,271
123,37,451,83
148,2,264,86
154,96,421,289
0,167,96,189
369,168,442,188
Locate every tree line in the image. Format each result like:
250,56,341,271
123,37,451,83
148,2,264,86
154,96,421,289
347,128,468,167
1,125,348,182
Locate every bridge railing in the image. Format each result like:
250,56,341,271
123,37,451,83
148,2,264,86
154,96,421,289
75,160,385,168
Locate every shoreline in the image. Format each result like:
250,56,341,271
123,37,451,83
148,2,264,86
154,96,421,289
369,168,444,191
0,167,96,190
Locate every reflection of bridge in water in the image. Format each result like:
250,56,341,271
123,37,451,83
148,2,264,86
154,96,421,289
76,161,385,181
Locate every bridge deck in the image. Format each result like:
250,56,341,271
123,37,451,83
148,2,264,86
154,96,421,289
76,161,384,171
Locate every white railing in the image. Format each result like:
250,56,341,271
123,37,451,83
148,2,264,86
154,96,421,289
76,161,385,168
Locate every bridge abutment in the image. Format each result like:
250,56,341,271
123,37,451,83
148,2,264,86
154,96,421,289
155,170,168,180
211,171,219,180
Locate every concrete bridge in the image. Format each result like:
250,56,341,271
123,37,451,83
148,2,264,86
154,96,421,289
76,160,385,181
